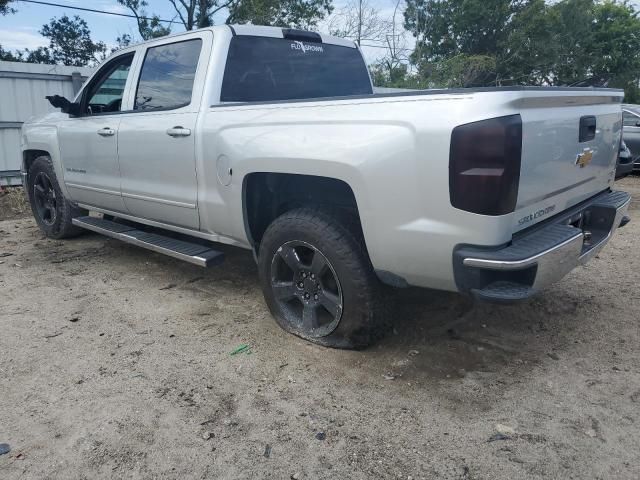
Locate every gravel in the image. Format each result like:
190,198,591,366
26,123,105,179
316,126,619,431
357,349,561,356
0,176,638,479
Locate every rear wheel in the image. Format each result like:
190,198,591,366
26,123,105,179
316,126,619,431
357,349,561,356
258,208,389,349
27,156,86,239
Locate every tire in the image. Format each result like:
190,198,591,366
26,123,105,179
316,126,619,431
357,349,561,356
258,208,389,349
26,155,86,239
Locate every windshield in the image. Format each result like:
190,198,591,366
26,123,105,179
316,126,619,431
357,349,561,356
220,36,372,103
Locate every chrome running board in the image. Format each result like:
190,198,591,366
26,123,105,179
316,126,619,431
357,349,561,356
72,216,224,267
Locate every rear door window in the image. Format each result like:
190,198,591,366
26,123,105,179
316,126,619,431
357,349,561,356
220,36,372,103
135,39,202,111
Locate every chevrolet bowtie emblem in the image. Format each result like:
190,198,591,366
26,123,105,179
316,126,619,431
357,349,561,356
575,148,594,168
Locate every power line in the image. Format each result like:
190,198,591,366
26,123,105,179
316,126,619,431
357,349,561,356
360,43,410,51
17,0,176,23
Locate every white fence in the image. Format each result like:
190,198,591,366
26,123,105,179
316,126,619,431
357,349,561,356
0,61,94,186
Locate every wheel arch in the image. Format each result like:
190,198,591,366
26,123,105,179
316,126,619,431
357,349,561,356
242,172,364,253
22,149,51,176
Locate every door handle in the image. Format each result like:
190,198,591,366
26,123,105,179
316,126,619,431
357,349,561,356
166,126,191,137
97,127,115,137
579,116,596,142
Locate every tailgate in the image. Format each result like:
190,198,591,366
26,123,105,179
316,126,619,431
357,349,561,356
513,90,623,232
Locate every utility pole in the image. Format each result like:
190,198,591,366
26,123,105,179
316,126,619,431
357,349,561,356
357,0,362,46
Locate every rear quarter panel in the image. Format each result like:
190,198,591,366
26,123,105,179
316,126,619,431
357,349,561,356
201,94,519,291
199,89,622,290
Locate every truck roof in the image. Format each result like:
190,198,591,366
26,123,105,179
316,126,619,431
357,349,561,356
117,24,357,52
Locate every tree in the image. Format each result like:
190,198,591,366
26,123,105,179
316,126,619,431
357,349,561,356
113,34,134,53
403,0,640,98
499,0,558,85
545,0,596,84
329,0,389,45
405,0,525,60
23,47,54,64
165,0,238,30
370,0,416,87
117,0,172,40
39,15,107,66
0,44,22,61
1,0,15,15
589,0,640,101
119,0,231,36
404,0,529,87
120,0,332,38
520,0,640,97
227,0,332,27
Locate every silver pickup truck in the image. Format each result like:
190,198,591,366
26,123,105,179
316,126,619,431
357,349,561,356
21,25,631,348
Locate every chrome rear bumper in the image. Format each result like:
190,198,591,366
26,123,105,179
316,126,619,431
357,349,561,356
454,190,631,302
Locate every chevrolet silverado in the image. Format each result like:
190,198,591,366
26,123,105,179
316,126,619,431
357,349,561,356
21,25,631,348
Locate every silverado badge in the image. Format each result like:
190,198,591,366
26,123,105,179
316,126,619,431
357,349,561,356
575,148,594,168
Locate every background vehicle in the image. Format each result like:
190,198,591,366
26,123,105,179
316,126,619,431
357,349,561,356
20,25,631,349
616,140,634,178
622,104,640,172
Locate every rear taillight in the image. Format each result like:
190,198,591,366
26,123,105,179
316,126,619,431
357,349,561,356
449,114,522,216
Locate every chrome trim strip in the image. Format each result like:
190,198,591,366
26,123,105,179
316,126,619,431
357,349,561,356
72,218,211,267
121,191,196,209
66,183,121,196
463,232,584,270
516,176,596,210
67,184,197,209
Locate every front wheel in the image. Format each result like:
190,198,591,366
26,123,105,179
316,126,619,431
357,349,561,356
258,208,389,349
27,155,86,239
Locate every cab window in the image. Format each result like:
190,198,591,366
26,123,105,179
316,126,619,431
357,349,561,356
84,53,134,115
134,39,202,111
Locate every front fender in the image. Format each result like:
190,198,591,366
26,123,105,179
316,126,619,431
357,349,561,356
21,118,68,198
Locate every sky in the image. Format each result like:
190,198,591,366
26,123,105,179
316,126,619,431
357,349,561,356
0,0,410,65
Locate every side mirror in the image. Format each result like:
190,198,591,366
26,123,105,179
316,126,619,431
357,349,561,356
635,121,640,127
46,95,81,117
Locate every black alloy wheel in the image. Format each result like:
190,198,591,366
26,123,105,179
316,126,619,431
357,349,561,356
27,155,86,239
270,240,343,338
258,208,390,349
32,171,58,226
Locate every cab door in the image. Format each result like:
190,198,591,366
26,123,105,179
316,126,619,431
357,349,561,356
117,32,211,229
58,52,136,212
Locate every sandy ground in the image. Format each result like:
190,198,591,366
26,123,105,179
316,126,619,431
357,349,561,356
1,177,639,480
0,187,29,222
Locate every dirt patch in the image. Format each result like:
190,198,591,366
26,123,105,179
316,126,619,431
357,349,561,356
0,187,29,221
0,177,638,479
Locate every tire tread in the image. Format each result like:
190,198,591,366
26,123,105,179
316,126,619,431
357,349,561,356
258,207,390,349
27,155,86,239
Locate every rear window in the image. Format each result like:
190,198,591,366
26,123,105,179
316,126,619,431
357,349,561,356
220,36,372,103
